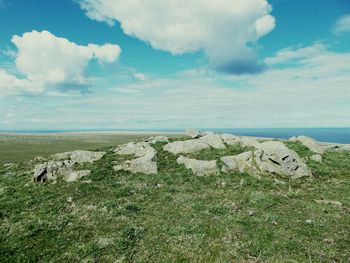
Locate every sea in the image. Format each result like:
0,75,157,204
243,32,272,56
1,127,350,144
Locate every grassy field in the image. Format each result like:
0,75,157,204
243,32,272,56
0,136,349,262
0,132,179,166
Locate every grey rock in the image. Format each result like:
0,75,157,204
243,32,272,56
33,163,48,182
177,156,219,176
220,134,240,146
237,136,260,148
297,136,325,154
145,136,169,144
113,141,158,174
52,150,106,163
64,170,91,182
199,133,226,149
185,128,202,138
310,154,323,163
221,141,311,179
164,139,210,154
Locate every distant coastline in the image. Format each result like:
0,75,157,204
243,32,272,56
0,128,349,144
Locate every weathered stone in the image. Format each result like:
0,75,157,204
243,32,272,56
310,154,323,163
199,133,226,149
220,134,240,146
52,150,106,163
177,156,219,176
114,154,157,175
145,136,169,144
237,137,260,148
221,141,311,179
114,142,155,157
164,139,210,154
33,163,48,182
64,170,91,182
297,136,325,154
185,128,202,138
114,141,158,174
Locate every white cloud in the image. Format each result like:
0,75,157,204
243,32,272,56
0,30,121,95
333,14,350,34
78,0,275,74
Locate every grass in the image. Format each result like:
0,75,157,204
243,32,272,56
0,133,179,166
0,137,349,262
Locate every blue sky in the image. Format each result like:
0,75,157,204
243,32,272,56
0,0,350,130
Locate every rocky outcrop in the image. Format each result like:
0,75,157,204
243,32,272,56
145,136,169,144
177,156,219,176
185,128,202,138
221,141,311,179
164,139,211,154
33,150,105,183
296,136,325,154
33,160,91,183
199,133,226,149
113,141,158,174
52,150,106,163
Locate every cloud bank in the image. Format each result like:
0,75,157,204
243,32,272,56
0,30,121,95
333,14,350,34
78,0,275,74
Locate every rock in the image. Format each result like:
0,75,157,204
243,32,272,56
220,134,240,146
164,139,210,154
113,141,158,174
52,150,106,163
114,142,155,157
114,154,157,175
145,136,169,144
297,136,325,154
185,128,201,138
237,137,260,148
64,170,91,182
221,152,260,176
199,133,226,149
221,141,311,179
288,136,298,142
177,156,219,176
310,154,323,163
33,163,48,182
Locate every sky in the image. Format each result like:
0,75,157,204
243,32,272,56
0,0,350,130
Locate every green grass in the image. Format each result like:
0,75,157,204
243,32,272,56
0,133,179,166
0,138,349,262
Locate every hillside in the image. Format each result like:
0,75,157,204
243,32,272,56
1,131,349,262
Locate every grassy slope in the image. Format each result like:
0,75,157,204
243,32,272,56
0,138,349,262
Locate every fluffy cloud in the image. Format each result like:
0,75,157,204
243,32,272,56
0,30,121,95
78,0,275,74
333,14,350,34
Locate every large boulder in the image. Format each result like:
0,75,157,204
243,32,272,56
296,136,325,154
33,160,89,183
52,150,106,163
199,133,226,149
164,139,210,154
221,141,311,179
185,129,202,138
220,134,240,146
113,141,158,174
177,156,219,176
145,136,169,144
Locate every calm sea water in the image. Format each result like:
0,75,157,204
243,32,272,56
1,128,349,144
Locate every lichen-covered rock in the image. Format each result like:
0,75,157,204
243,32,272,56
185,128,202,138
52,150,106,163
33,160,76,183
296,136,325,154
199,133,226,149
310,154,323,163
113,141,158,174
177,156,219,176
145,136,169,144
220,134,240,146
64,170,91,182
237,137,260,148
164,139,210,154
221,141,311,179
